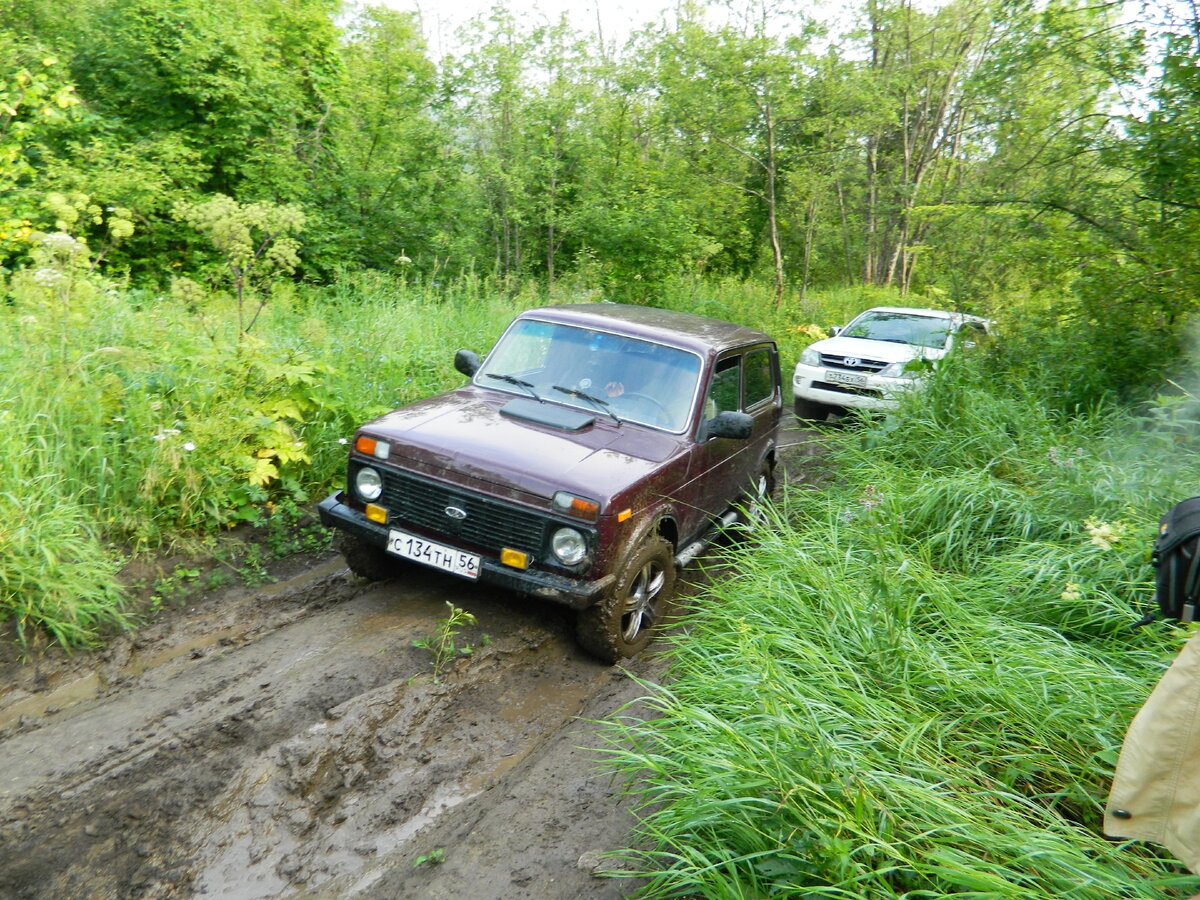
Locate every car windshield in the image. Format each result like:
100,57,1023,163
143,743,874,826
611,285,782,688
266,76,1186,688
842,311,953,350
477,319,702,432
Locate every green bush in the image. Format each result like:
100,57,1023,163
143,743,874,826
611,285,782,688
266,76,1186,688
0,266,534,648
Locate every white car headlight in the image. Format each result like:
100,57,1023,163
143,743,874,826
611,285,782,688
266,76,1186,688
878,362,907,378
551,527,588,565
800,347,821,366
355,466,383,501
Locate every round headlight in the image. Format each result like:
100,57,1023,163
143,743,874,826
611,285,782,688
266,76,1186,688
800,347,820,367
355,466,383,502
551,527,588,565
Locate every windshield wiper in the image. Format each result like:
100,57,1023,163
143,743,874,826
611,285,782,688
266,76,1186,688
486,373,542,402
552,385,622,425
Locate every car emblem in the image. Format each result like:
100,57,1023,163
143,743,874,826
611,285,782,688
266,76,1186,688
844,357,861,368
444,506,468,520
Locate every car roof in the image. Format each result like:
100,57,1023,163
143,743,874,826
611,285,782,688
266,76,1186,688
518,303,773,353
859,305,990,326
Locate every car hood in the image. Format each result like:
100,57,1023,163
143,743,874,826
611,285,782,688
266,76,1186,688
361,389,682,506
808,335,947,364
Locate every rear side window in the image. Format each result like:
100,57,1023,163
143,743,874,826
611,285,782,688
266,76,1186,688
743,347,773,407
704,357,741,420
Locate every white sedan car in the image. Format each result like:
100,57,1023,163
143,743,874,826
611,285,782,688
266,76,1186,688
792,306,990,420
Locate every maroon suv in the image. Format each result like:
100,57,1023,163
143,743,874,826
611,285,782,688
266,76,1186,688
318,303,781,661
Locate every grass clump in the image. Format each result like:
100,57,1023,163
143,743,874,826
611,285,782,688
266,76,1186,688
603,345,1200,896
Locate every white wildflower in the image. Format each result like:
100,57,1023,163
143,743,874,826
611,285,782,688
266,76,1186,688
32,267,63,288
1084,517,1124,550
183,442,196,452
41,231,81,254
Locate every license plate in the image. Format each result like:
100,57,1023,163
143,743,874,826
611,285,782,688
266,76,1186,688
826,371,868,387
386,529,480,580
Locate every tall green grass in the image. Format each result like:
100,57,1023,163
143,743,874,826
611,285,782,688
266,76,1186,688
603,351,1199,896
0,270,544,647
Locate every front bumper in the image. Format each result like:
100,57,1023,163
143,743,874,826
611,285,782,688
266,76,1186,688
318,493,614,611
792,364,918,412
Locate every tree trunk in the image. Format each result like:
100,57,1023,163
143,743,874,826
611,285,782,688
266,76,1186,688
800,196,818,301
764,102,785,307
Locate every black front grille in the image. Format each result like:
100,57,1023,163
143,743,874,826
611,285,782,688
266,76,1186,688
814,381,882,397
819,353,888,373
373,466,549,553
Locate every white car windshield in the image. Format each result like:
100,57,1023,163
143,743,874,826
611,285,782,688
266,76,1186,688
842,311,952,350
477,319,702,432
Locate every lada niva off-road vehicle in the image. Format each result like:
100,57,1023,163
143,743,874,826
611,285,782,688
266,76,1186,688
318,303,782,662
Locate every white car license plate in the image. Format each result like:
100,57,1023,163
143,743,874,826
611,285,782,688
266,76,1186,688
386,529,480,580
826,371,868,387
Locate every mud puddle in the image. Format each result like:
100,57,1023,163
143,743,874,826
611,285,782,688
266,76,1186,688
0,559,660,900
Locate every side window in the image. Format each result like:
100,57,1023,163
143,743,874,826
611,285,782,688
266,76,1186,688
704,357,741,422
743,347,773,408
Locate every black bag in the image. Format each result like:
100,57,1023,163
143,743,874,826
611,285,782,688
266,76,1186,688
1152,497,1200,622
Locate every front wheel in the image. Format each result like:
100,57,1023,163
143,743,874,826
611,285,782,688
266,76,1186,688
337,532,398,581
794,397,830,422
575,536,676,663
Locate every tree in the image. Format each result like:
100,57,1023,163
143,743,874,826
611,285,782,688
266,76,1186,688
317,7,447,272
860,0,996,293
654,1,810,305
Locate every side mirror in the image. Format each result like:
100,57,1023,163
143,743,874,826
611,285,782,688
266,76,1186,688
454,349,481,377
705,410,754,441
829,325,843,336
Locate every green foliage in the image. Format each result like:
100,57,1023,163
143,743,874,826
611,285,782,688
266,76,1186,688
0,269,533,648
413,847,446,868
412,602,480,681
175,195,305,335
602,352,1199,895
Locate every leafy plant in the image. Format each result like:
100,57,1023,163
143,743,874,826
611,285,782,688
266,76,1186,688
412,602,479,680
175,195,305,337
413,847,445,868
148,565,200,610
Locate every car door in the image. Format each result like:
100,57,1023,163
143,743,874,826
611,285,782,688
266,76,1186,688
691,349,763,519
735,343,781,486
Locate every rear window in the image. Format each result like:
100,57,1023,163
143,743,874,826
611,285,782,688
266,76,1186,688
743,348,773,407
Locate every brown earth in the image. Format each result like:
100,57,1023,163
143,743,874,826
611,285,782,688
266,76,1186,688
0,425,822,900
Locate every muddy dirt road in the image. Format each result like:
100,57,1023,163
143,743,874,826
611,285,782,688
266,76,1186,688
0,429,820,900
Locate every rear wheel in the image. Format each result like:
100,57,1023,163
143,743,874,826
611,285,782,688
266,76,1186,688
794,397,830,422
575,536,676,663
337,532,397,581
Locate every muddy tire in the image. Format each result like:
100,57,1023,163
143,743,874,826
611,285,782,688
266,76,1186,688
337,532,396,581
575,536,676,663
794,397,829,422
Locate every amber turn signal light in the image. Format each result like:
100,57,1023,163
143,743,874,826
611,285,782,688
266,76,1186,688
501,548,529,569
355,436,390,460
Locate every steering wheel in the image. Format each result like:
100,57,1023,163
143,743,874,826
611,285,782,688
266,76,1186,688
618,392,672,426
